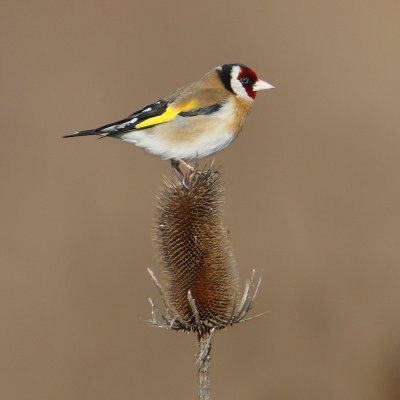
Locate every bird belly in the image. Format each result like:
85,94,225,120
120,125,236,160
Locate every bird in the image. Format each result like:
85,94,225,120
63,63,274,176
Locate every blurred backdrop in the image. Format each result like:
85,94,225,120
1,1,400,399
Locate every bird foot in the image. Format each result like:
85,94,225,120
170,160,190,189
179,159,195,172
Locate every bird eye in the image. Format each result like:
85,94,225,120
240,77,250,84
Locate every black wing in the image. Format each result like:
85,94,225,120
63,98,223,139
96,100,168,136
63,99,168,138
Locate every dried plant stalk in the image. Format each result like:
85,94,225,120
149,166,264,400
197,330,213,400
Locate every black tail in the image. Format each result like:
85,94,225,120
63,129,97,138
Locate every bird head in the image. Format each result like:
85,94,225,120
217,64,274,101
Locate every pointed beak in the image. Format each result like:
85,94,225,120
253,79,275,91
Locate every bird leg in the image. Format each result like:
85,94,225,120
170,160,188,188
171,160,197,189
171,159,183,175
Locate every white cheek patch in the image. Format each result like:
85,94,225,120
230,65,252,101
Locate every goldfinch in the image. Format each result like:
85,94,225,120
64,64,274,174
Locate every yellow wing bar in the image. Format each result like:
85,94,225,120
135,99,199,129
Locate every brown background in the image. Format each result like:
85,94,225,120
1,1,400,399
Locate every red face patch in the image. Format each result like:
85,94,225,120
237,67,258,99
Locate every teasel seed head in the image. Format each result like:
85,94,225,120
155,168,238,331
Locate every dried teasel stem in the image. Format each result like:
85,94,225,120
197,330,214,400
148,166,265,399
